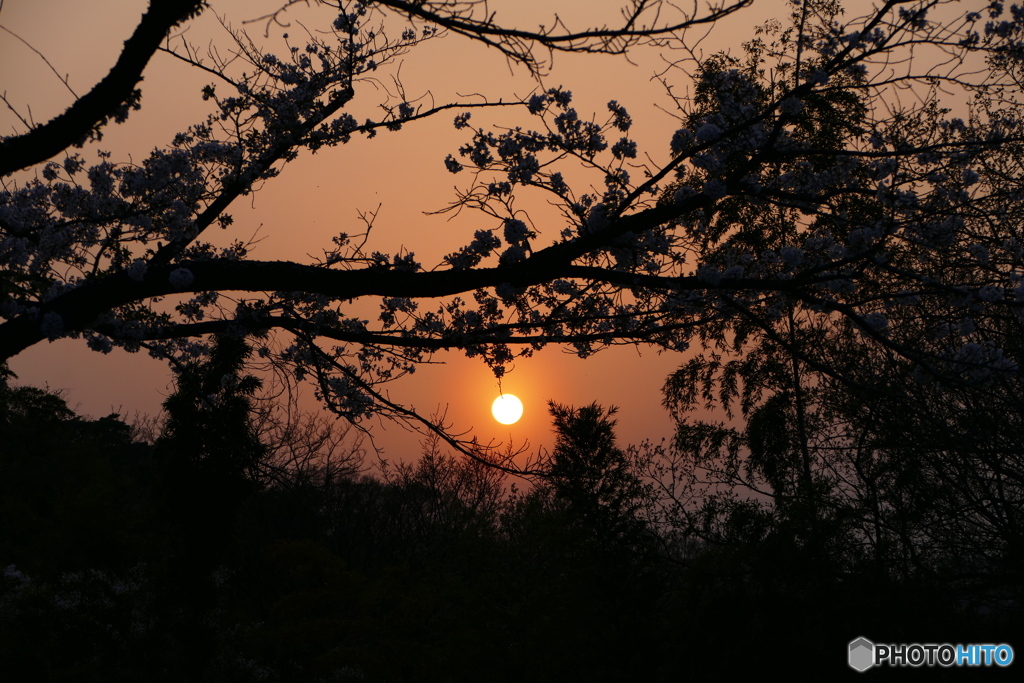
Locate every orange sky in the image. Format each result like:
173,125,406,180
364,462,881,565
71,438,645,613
1,0,784,462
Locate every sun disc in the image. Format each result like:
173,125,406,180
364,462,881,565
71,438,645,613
491,394,524,425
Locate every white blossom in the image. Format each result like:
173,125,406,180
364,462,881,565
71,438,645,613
695,122,722,143
780,246,804,267
168,268,195,289
126,259,148,282
40,312,64,340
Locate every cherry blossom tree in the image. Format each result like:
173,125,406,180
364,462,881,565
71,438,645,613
3,0,1024,462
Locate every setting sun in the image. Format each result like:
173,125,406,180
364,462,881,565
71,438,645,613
491,394,524,425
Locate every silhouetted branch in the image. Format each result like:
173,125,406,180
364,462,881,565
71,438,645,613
0,0,205,176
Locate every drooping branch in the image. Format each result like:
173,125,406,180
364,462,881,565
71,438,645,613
375,0,755,59
0,0,205,177
248,0,755,73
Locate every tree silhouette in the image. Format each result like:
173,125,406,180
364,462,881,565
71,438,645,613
2,0,1024,454
544,402,649,548
656,285,1024,598
158,335,265,481
0,386,153,574
155,335,265,563
1,379,1019,679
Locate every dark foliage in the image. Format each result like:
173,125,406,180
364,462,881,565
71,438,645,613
2,382,1020,680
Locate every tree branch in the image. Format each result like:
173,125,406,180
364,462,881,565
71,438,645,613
0,251,803,363
0,0,205,177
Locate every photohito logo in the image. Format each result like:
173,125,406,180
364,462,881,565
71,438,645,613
848,637,1014,671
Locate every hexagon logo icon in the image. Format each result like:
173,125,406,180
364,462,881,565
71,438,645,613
849,637,875,672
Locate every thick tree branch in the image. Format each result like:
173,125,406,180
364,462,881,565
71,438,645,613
0,251,802,363
0,0,205,177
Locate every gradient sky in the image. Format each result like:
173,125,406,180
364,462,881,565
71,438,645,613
1,0,784,462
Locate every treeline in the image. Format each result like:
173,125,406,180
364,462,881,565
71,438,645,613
1,346,1021,680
